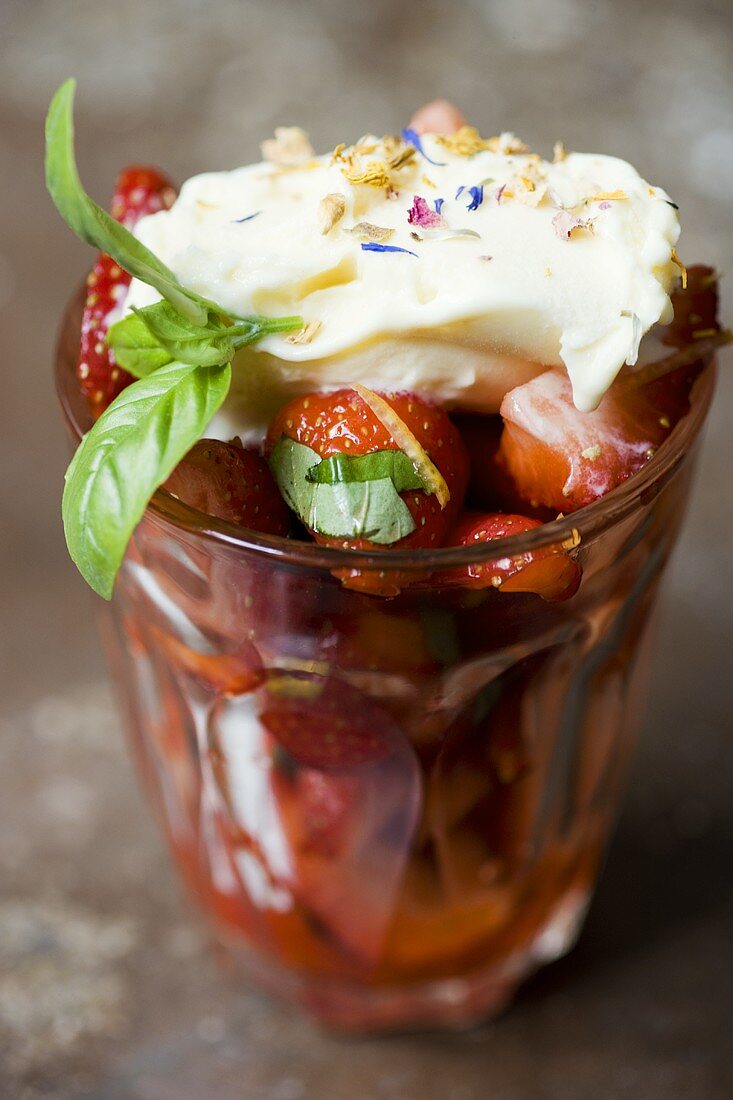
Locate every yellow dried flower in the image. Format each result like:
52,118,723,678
589,190,628,202
436,126,493,156
340,160,392,188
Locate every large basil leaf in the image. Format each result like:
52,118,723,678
269,437,418,544
45,79,213,324
63,360,231,599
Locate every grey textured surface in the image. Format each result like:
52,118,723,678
1,1,732,1097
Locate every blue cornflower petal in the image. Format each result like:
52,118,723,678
401,128,447,167
360,243,418,257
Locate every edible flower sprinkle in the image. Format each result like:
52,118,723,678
466,184,484,211
407,195,446,228
401,128,446,167
361,242,418,257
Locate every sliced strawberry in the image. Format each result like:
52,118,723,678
261,673,401,770
164,438,291,536
440,511,581,601
266,388,468,594
278,768,362,859
78,165,176,417
498,369,676,514
498,269,720,515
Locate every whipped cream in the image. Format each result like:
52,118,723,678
124,128,681,437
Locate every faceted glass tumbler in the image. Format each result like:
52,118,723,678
56,294,715,1031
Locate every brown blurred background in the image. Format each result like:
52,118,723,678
1,1,732,1097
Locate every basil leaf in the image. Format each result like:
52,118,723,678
306,449,426,491
131,303,236,367
269,437,417,545
45,79,212,325
106,312,173,377
63,359,231,599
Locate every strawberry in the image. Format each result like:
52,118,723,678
78,166,176,417
164,438,291,535
407,99,467,136
261,673,400,770
266,388,468,594
440,511,581,601
498,369,680,514
497,268,721,515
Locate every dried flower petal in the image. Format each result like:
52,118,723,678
670,247,688,289
588,190,628,203
552,210,594,240
466,184,484,211
286,320,323,345
437,127,528,157
340,160,392,188
346,222,395,243
407,195,446,228
418,227,482,241
318,193,346,234
360,242,417,257
261,127,314,166
401,128,447,166
436,126,493,156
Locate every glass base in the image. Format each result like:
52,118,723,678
215,888,590,1033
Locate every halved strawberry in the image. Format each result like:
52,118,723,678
261,673,401,770
266,388,468,594
497,370,670,514
439,511,581,601
164,438,291,535
498,269,721,515
78,166,176,416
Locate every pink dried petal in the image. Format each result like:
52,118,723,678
552,209,594,241
407,194,447,228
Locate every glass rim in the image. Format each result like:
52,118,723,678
55,288,717,574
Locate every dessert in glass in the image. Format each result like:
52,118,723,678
49,83,726,1031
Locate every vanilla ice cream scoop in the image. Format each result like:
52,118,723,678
123,127,681,440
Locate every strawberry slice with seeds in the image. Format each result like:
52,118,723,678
164,438,291,536
497,369,671,514
78,165,176,416
261,673,401,770
266,388,468,595
267,388,468,549
497,268,721,515
440,511,581,601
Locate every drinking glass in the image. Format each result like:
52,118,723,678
56,291,716,1031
